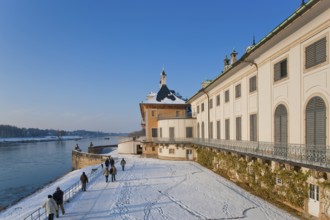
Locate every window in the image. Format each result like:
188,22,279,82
225,90,229,103
216,120,221,139
169,127,175,138
306,96,326,162
197,105,200,114
309,184,319,201
225,119,230,140
176,111,180,117
152,147,155,151
209,99,213,109
151,110,155,117
186,127,193,138
159,127,163,138
236,117,241,140
249,76,257,93
201,122,205,139
210,122,213,139
235,84,241,98
306,96,326,146
274,59,287,82
197,123,200,138
159,148,162,153
216,95,220,106
250,114,257,141
201,103,204,112
151,128,157,138
305,37,327,69
169,149,175,154
274,105,288,157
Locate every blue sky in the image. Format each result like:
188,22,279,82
0,0,302,133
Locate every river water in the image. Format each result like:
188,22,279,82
0,137,118,209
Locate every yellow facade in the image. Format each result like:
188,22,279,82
140,103,188,157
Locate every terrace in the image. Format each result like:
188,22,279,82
152,137,330,172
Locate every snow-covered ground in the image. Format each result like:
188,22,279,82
0,150,298,220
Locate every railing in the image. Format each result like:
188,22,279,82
23,165,102,220
153,137,330,170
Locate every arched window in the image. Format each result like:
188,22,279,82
274,104,288,157
197,123,200,138
201,122,205,139
306,96,326,162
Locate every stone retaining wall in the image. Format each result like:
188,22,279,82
72,150,109,170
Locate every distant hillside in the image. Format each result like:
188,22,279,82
108,133,129,137
127,129,145,137
0,125,110,138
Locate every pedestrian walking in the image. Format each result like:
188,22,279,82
105,158,110,168
101,163,104,169
53,187,65,217
110,165,117,182
103,167,110,182
80,172,89,191
43,195,58,220
110,156,115,167
120,158,126,171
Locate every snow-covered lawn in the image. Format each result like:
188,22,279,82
0,152,298,220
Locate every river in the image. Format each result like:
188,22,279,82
0,136,119,210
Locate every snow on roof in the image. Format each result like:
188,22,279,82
143,95,186,104
0,150,298,220
142,85,186,104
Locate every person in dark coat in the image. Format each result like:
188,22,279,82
109,156,115,167
110,165,117,182
53,187,65,217
75,144,81,151
80,172,88,191
105,158,110,168
120,158,126,171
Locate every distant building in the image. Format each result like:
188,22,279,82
118,136,142,155
139,69,191,158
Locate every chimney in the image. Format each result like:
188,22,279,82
147,92,156,100
224,55,230,71
230,49,238,64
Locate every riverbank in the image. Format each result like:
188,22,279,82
0,137,118,209
0,136,82,144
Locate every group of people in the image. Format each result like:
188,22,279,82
102,157,126,183
43,156,127,219
43,187,65,220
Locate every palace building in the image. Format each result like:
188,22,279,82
138,0,330,218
